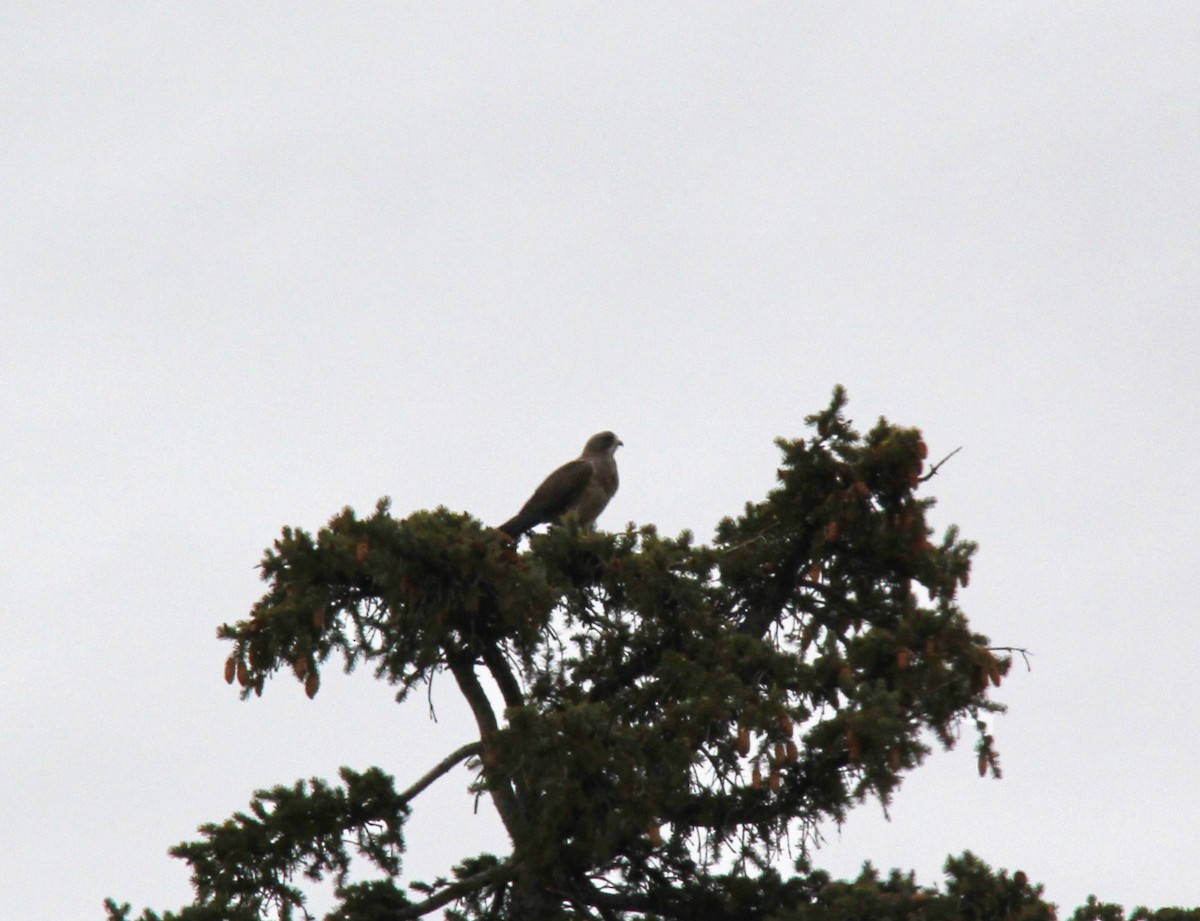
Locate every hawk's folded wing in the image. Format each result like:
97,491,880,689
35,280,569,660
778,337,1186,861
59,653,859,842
499,459,594,539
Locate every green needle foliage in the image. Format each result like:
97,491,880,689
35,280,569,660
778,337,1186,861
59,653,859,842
106,388,1194,921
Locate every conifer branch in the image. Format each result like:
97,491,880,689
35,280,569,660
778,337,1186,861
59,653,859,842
737,529,819,638
579,882,664,917
570,876,648,920
446,654,523,841
394,861,515,920
398,740,482,805
481,643,525,709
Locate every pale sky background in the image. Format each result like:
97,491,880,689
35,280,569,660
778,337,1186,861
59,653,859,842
3,5,1199,919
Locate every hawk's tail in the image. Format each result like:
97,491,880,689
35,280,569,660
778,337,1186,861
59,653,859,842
498,513,533,541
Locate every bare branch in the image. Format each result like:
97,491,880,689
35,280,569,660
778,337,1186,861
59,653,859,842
399,740,482,805
920,446,963,481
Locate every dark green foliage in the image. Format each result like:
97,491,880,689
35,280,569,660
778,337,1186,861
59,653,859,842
1071,899,1200,921
109,388,1185,920
767,852,1051,921
221,503,556,705
106,768,409,921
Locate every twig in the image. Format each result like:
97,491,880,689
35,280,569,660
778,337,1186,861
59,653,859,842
920,446,963,482
988,646,1033,671
398,740,482,805
721,524,779,554
426,674,438,723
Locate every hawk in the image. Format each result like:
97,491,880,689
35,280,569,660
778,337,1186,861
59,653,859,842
499,431,622,540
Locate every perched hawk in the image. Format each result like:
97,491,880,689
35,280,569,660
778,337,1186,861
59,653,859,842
499,431,622,540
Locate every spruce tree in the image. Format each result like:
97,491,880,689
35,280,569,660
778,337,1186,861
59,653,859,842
106,388,1138,921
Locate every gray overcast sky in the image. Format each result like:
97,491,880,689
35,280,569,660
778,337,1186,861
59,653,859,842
3,5,1198,918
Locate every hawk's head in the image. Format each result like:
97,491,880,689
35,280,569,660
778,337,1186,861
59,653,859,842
583,431,623,457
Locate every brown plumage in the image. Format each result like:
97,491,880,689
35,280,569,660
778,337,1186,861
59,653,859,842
499,431,622,540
